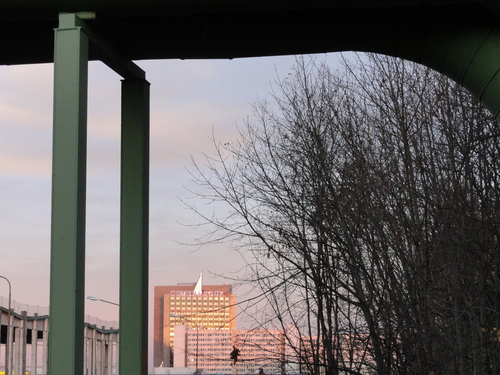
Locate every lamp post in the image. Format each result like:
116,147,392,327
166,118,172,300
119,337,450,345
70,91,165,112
0,275,11,375
86,296,119,306
170,313,199,373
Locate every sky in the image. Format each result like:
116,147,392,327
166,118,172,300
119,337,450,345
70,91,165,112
0,53,342,367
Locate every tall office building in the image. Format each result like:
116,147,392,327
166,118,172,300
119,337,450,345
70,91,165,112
153,273,237,368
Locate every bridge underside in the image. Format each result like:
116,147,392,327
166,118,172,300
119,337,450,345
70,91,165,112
0,3,491,62
3,2,500,118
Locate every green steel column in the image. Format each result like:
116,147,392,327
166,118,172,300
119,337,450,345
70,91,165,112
120,78,150,375
49,13,88,375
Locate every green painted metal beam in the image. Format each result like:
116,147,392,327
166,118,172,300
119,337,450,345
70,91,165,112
49,12,88,375
120,78,150,375
59,11,145,80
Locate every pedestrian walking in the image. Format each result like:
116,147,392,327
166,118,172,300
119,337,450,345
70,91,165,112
230,346,240,366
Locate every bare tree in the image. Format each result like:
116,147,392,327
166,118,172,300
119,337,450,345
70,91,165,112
187,54,500,374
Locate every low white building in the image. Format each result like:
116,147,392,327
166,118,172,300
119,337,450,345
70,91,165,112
171,325,285,374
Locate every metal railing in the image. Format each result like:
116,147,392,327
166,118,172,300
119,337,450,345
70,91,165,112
0,297,119,328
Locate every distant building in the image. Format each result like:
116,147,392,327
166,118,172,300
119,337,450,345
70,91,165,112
233,329,286,374
153,273,237,368
172,326,285,374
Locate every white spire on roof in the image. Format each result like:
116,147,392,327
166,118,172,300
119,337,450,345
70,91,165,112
193,272,203,294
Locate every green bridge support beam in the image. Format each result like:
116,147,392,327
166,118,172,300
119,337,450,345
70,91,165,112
49,12,88,375
49,12,149,375
120,78,150,375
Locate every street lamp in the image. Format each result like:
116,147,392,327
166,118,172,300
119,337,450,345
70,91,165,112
86,296,119,306
170,313,199,373
0,275,12,375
